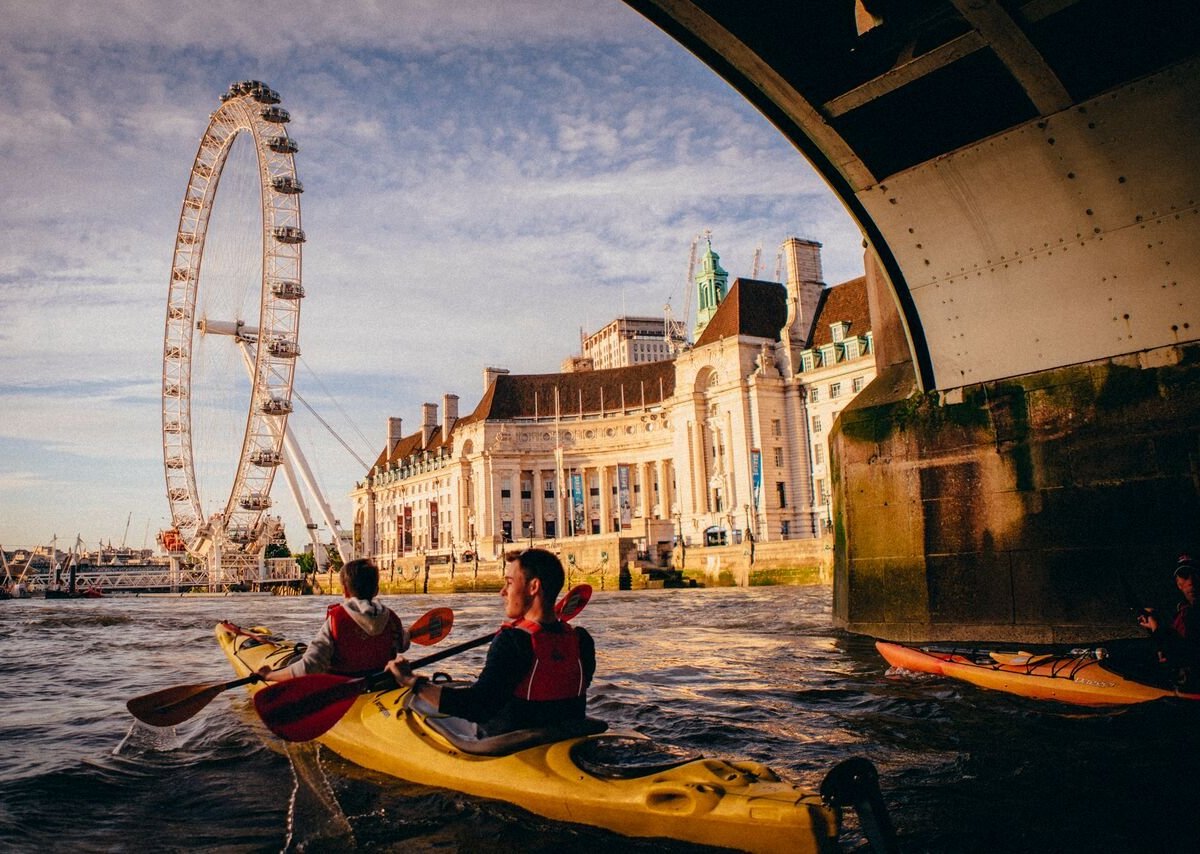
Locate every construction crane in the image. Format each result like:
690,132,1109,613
665,233,703,354
751,244,763,279
120,512,132,549
774,244,785,282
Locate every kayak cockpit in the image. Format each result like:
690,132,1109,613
408,691,608,756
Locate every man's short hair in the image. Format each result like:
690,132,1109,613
508,548,565,605
341,558,380,599
1176,554,1197,581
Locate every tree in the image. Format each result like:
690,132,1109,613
265,541,291,559
294,551,316,575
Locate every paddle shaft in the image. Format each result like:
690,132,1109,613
164,673,258,709
406,583,591,673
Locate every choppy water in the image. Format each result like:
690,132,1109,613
1,585,1196,853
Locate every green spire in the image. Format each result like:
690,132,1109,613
695,236,728,337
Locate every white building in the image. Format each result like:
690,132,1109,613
573,316,688,370
796,277,876,531
351,237,877,571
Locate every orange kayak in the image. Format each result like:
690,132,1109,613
876,640,1200,706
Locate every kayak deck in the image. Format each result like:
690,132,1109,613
876,640,1200,706
217,622,844,854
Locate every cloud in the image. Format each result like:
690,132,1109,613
0,0,863,548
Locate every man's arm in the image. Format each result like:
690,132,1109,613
438,629,532,723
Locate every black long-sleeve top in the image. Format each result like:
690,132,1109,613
438,623,596,736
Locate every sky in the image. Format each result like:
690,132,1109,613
0,0,864,554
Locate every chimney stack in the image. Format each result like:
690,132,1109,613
421,402,438,446
387,417,404,459
442,393,459,442
483,366,509,392
780,237,825,376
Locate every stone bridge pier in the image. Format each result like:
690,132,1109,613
627,1,1200,640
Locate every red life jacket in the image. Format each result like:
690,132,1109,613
326,603,404,675
507,618,585,701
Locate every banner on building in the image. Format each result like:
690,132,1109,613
570,471,585,535
430,500,438,550
402,506,412,554
751,448,762,506
618,464,631,528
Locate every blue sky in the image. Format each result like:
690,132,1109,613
0,0,863,553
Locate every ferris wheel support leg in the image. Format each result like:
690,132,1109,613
280,424,353,564
234,340,351,566
274,435,325,565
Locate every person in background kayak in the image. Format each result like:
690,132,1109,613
387,548,595,736
1137,553,1200,690
258,557,410,681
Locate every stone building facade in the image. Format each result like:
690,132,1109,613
350,237,877,575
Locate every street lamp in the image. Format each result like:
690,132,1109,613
673,507,686,570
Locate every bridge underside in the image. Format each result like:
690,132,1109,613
627,0,1200,640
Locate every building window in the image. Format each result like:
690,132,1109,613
812,415,823,433
773,446,784,467
844,339,860,359
816,478,827,503
810,386,819,403
801,352,815,372
852,376,865,393
771,418,782,438
814,444,824,465
831,321,848,343
776,482,787,508
830,382,841,398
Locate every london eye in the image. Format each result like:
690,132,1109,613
160,80,305,586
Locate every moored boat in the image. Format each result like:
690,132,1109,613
216,622,889,853
876,640,1200,706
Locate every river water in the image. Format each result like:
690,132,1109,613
1,585,1195,853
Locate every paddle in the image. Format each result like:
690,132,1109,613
127,607,453,728
255,583,593,742
820,757,900,854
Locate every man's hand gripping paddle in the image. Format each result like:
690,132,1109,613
125,607,453,728
254,584,592,742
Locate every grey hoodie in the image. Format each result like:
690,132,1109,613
284,597,411,677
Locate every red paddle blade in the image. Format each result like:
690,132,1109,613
409,607,453,646
253,674,363,742
556,584,592,621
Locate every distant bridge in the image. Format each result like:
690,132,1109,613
19,558,302,594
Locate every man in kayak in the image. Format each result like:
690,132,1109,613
1137,553,1200,690
387,547,596,736
258,557,411,681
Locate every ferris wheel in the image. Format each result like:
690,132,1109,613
161,80,305,574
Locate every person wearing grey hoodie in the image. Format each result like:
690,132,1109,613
259,558,411,681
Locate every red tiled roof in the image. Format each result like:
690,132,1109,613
694,278,788,348
806,276,869,348
464,361,677,421
370,361,678,467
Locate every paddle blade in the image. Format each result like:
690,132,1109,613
409,607,454,646
127,682,227,727
254,674,364,742
556,584,592,621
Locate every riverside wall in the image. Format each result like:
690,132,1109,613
830,343,1200,644
314,535,834,597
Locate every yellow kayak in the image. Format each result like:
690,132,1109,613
877,640,1200,706
217,621,871,853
